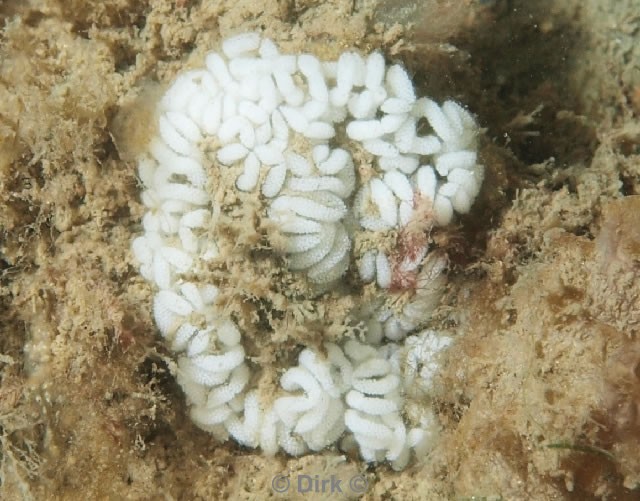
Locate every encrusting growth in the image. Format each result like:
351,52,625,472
132,32,483,470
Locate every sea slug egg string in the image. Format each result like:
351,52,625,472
132,33,483,470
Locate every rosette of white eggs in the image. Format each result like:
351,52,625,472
131,32,481,470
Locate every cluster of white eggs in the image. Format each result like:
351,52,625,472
132,33,482,469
